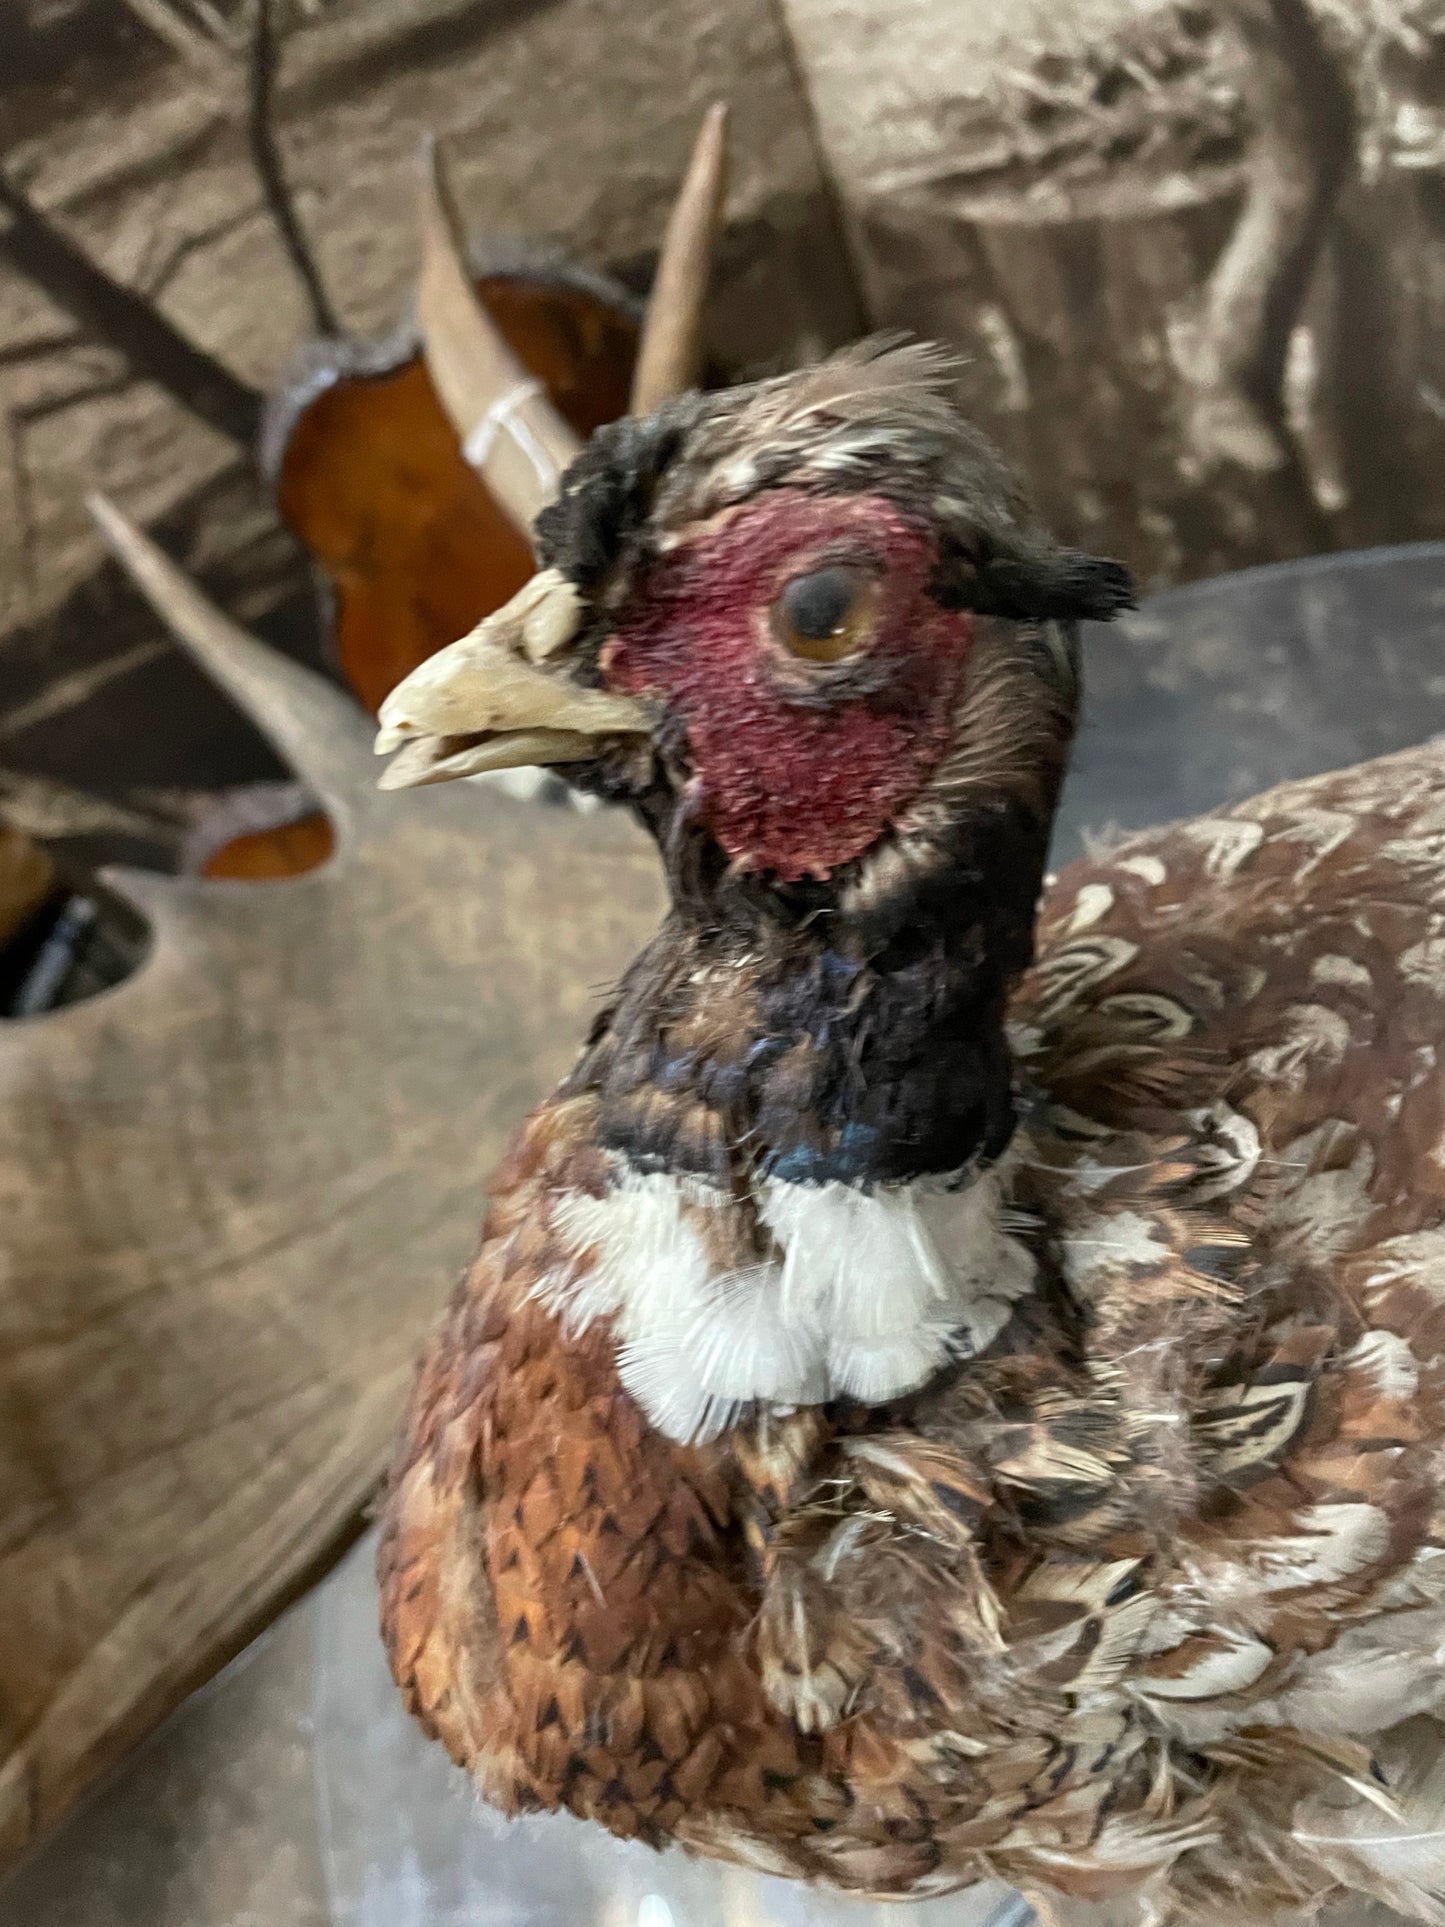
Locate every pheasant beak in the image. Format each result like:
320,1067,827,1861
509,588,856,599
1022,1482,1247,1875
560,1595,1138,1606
374,568,649,790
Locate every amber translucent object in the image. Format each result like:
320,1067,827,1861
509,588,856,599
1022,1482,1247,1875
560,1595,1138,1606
202,812,336,879
275,275,638,716
206,273,637,879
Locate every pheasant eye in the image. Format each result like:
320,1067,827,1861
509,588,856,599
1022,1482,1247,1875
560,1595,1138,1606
770,565,881,663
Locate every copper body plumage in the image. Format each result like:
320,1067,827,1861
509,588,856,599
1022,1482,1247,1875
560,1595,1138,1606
376,344,1445,1925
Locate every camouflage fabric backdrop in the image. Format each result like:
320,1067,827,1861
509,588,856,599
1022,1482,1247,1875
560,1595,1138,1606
3,0,1445,874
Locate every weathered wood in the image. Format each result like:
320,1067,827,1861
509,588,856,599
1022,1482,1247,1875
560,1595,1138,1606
0,522,664,1868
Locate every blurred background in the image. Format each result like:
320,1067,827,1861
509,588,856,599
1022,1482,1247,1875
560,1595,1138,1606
8,0,1445,878
3,2,1445,1922
6,0,1445,891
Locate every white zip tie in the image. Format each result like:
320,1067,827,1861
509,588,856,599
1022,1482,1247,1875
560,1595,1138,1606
462,378,559,496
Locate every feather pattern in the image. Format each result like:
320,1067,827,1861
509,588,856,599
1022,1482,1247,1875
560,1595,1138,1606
543,1156,1037,1440
385,739,1445,1921
722,336,962,442
1294,1729,1445,1924
379,346,1445,1925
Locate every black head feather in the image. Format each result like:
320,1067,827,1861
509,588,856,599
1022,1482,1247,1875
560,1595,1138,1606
533,404,700,591
969,551,1137,625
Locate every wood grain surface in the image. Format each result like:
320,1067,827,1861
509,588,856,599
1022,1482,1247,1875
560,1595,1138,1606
0,595,662,1868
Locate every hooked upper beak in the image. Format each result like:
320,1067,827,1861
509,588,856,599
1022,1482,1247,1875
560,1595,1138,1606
374,568,649,790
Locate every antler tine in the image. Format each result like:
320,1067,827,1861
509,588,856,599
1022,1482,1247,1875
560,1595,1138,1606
629,103,729,417
416,134,582,533
88,493,377,814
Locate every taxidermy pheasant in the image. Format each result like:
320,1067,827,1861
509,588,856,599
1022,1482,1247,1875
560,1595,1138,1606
375,335,1445,1927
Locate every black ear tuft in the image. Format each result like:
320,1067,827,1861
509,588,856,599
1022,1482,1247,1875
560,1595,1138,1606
973,551,1137,624
535,409,693,590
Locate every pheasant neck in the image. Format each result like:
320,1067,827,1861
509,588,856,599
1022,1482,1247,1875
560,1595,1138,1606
573,893,1027,1193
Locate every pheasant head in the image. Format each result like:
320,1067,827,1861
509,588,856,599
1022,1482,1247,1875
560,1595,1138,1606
377,342,1134,1194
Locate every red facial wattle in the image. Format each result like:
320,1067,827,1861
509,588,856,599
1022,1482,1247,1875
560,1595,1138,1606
601,491,975,882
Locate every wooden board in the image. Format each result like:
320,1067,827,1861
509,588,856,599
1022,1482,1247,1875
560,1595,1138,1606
0,597,664,1869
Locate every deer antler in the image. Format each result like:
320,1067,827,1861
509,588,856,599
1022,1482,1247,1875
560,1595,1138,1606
418,107,727,534
416,135,583,530
630,102,728,416
0,501,660,1870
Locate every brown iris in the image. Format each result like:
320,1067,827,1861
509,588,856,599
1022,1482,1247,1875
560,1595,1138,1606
769,565,881,663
